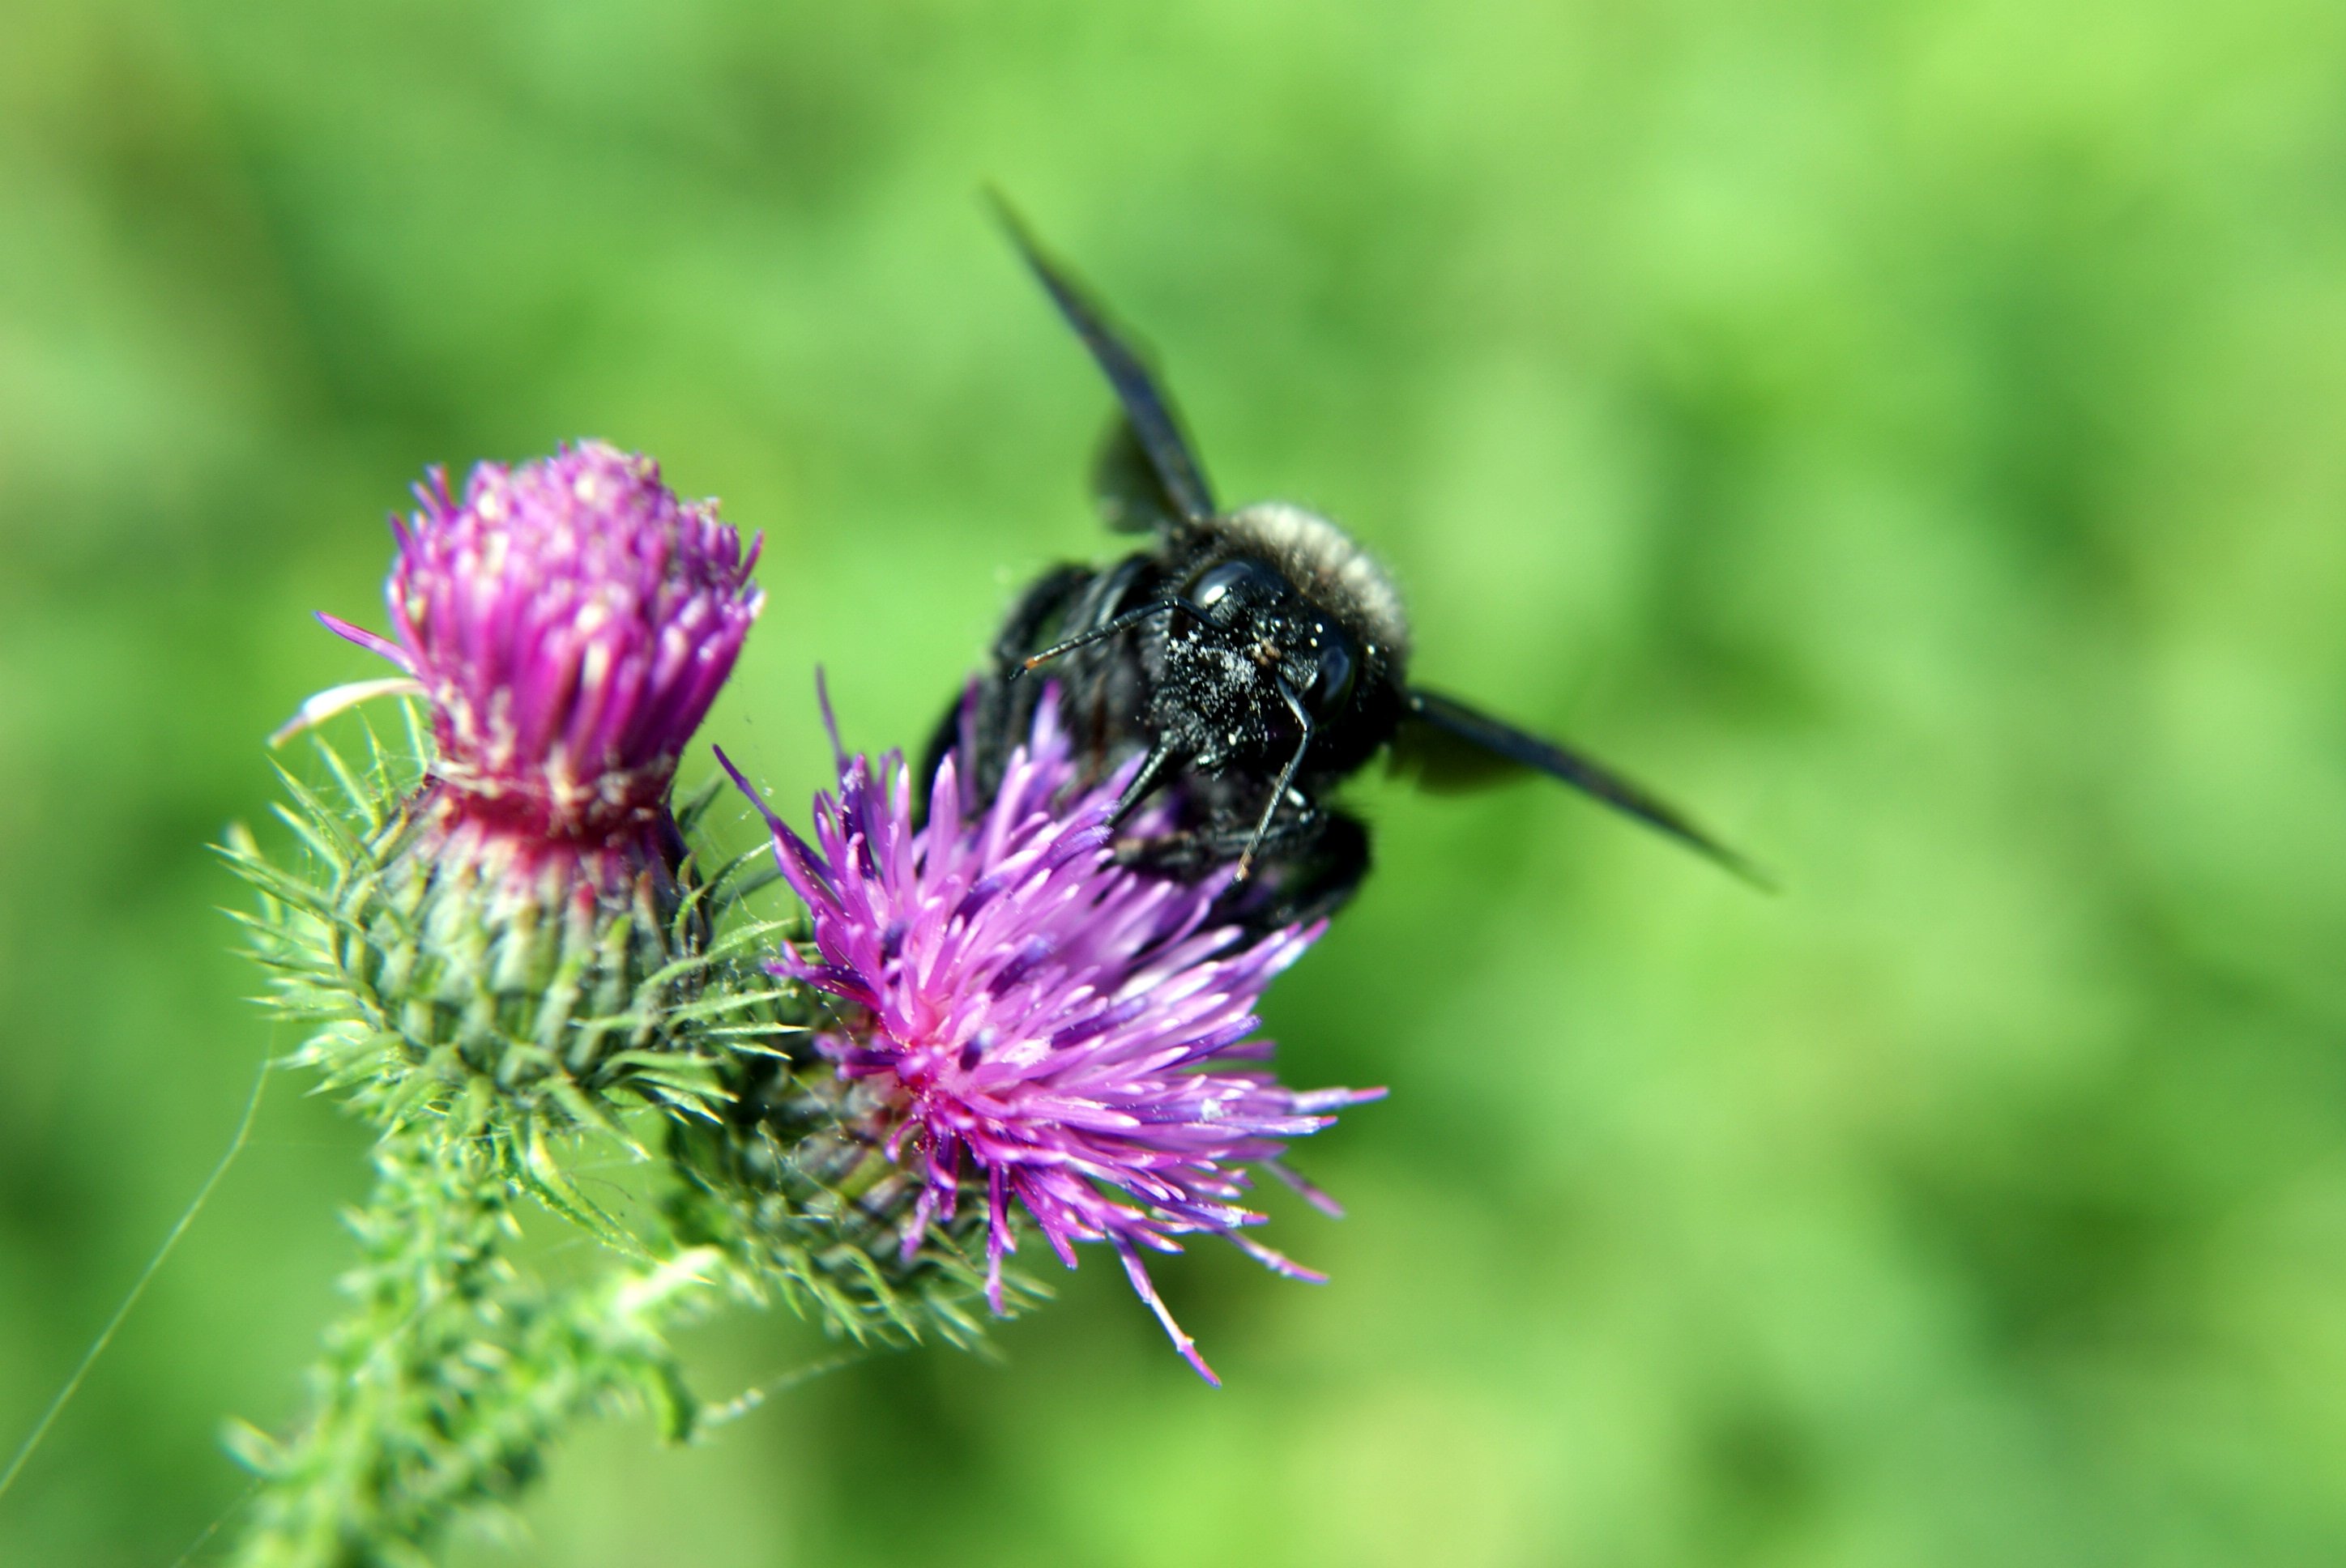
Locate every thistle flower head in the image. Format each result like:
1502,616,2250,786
317,441,762,863
724,686,1381,1384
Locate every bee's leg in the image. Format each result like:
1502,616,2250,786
922,565,1098,820
1217,811,1368,933
1119,804,1321,864
913,698,972,826
1115,809,1371,935
1255,810,1370,929
995,565,1097,669
1048,554,1162,779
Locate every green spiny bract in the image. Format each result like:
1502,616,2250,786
224,714,1034,1387
667,1055,1047,1353
222,712,774,1140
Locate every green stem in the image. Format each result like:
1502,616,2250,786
228,1092,709,1568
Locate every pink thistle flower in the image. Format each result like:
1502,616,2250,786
721,687,1382,1384
294,441,762,885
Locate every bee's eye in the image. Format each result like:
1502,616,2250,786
1188,558,1286,626
1306,631,1357,718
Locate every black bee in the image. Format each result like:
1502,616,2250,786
923,208,1762,935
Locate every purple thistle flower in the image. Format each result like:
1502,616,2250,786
300,441,762,881
721,687,1382,1385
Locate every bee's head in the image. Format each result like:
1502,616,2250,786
1184,556,1359,724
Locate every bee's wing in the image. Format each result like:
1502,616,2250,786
989,193,1218,530
1092,418,1192,535
1393,687,1772,888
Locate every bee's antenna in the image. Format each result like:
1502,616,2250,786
1235,681,1314,882
1011,599,1222,680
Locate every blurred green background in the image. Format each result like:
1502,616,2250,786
6,0,2346,1562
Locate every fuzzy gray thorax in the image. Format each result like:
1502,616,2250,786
1205,501,1410,671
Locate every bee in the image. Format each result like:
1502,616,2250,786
923,207,1763,935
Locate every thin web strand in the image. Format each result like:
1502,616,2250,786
698,1349,874,1430
0,1057,273,1505
161,1477,262,1568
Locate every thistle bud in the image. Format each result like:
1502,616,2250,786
278,442,766,1112
331,441,760,881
